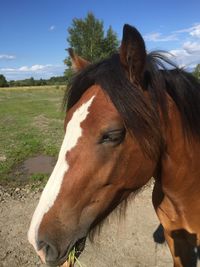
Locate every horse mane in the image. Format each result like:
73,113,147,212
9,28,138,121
64,52,200,159
145,51,200,139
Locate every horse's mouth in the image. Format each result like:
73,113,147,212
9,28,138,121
59,237,86,267
73,236,86,258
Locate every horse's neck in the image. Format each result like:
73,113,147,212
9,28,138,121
161,97,200,194
154,97,200,231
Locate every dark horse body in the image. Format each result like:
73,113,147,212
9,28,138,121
28,25,200,267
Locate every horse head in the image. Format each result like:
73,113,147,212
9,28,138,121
28,25,161,266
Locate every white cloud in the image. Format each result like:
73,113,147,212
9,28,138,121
183,41,200,54
145,23,200,43
49,25,56,31
1,64,53,73
170,44,200,68
174,23,200,38
190,24,200,38
144,32,178,42
0,54,16,60
144,23,200,68
170,24,200,67
18,64,53,72
0,64,65,80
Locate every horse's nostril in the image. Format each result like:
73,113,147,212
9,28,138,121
37,240,46,251
45,244,59,263
37,239,60,264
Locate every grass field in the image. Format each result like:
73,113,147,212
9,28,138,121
0,86,66,183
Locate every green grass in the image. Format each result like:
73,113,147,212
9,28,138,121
0,86,66,183
29,173,50,189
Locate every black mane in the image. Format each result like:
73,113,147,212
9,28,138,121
64,52,200,159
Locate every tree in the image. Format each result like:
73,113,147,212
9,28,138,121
102,26,120,58
27,77,35,86
0,74,8,87
64,13,119,77
193,64,200,80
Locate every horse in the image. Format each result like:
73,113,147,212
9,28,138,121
28,24,200,267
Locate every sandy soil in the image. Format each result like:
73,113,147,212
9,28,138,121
0,182,173,267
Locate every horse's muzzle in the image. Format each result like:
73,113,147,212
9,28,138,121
37,236,86,266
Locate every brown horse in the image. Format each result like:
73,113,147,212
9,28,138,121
28,24,200,267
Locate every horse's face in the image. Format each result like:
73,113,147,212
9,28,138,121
28,24,158,266
28,84,156,266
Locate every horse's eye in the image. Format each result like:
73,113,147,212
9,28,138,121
99,129,126,145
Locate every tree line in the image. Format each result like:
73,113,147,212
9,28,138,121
0,76,68,88
1,64,199,88
0,13,199,88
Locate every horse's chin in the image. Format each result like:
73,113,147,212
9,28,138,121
60,237,86,267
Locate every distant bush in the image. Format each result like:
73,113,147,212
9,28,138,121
0,74,8,87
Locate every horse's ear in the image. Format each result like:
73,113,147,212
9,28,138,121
68,48,90,71
120,24,146,83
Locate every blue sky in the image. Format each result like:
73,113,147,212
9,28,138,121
1,0,200,80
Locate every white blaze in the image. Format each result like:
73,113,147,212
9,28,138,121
28,95,95,252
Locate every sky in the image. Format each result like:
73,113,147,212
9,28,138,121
1,0,200,80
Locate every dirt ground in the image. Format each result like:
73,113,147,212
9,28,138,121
0,181,173,267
